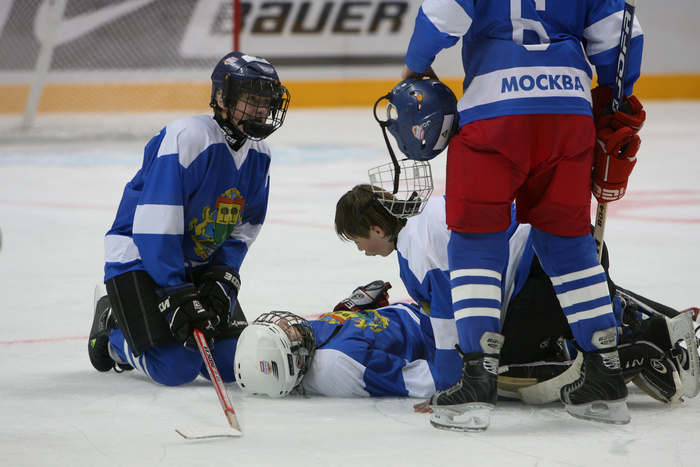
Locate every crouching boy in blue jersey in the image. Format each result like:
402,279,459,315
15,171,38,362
88,52,290,386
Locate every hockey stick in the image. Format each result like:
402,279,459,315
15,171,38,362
176,329,242,439
593,0,637,260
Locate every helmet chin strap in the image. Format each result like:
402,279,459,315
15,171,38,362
373,93,401,195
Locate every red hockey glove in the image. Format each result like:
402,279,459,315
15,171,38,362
592,135,641,203
592,85,646,155
591,85,646,203
334,280,391,312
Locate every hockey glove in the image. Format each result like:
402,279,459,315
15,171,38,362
591,85,646,203
334,280,391,312
194,266,247,339
158,283,218,350
194,266,241,323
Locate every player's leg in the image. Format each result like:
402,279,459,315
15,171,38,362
206,337,239,383
522,114,629,424
91,271,204,386
429,117,524,432
533,229,629,423
108,329,203,386
88,284,133,373
429,230,508,432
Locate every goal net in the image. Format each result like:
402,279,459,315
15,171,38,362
0,0,237,143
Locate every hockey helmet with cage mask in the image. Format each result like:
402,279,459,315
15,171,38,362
374,78,459,162
210,52,290,142
366,79,457,218
234,311,316,398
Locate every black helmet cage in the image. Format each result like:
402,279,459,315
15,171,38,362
221,75,290,140
252,311,316,378
210,53,290,141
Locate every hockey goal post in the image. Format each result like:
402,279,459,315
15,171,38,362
0,0,241,142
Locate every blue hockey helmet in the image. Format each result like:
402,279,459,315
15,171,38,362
210,52,290,140
375,78,459,161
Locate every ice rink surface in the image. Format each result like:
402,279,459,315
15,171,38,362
1,102,699,466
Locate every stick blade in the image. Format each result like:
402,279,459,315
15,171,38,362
176,426,243,439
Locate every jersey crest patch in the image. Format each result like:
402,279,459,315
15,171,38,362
188,188,244,259
317,310,389,334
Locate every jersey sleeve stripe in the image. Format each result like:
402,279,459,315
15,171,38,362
421,0,472,37
133,204,184,235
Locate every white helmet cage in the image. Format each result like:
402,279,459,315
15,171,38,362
368,159,434,218
234,311,316,398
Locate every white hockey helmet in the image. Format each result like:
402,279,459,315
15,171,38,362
234,311,316,398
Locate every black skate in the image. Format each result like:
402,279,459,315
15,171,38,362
88,291,133,373
560,348,630,424
619,290,699,398
430,332,504,432
619,340,683,403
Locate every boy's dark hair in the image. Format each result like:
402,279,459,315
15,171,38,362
334,184,403,241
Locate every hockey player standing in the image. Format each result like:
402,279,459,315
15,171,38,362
401,1,646,430
87,52,290,386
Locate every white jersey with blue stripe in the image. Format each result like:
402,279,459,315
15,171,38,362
405,0,644,126
395,196,532,385
104,115,271,287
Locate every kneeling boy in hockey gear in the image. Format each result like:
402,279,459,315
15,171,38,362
88,51,289,386
335,185,699,418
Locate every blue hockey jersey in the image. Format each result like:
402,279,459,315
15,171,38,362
302,303,440,398
104,115,271,287
405,0,644,125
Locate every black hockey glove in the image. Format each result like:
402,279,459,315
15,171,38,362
158,283,218,350
194,266,247,339
334,280,392,312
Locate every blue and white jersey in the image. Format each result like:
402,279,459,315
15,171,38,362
302,303,440,398
405,0,644,125
104,115,271,287
396,196,532,384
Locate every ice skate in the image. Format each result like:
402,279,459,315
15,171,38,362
560,348,630,424
430,332,503,432
619,340,682,403
619,290,700,398
632,356,683,403
88,288,132,373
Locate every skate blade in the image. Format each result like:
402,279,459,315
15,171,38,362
565,399,630,425
666,312,700,398
430,403,494,432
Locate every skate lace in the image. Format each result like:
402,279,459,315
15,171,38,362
484,357,499,375
601,352,621,370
